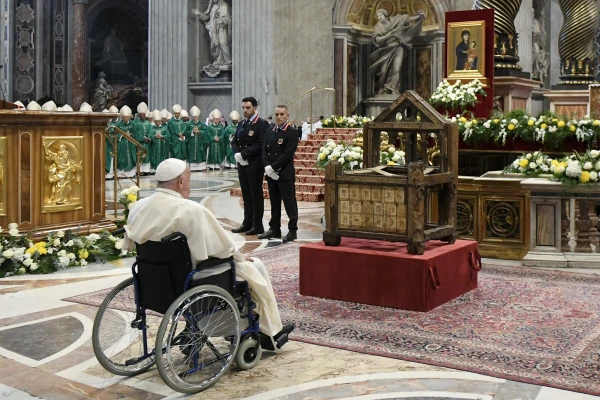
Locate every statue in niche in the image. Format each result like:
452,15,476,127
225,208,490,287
192,0,232,67
370,9,425,95
532,1,549,82
95,29,128,69
92,72,113,111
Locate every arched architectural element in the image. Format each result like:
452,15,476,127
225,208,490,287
332,0,449,116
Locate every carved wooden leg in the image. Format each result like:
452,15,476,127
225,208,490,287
323,233,341,246
407,241,425,255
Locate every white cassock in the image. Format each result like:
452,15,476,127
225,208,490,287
123,188,283,337
301,123,311,141
312,121,322,133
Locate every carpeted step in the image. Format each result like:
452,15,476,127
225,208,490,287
229,187,324,202
295,167,325,176
295,175,325,184
295,160,318,168
294,152,320,161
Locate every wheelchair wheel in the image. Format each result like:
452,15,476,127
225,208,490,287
92,277,158,376
155,285,241,394
235,337,262,370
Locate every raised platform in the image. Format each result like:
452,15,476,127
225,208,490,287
299,239,480,312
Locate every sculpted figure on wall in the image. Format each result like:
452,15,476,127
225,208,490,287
192,0,232,66
370,9,425,94
532,1,549,82
44,141,83,206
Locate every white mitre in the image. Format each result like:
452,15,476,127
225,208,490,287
161,109,169,119
14,101,25,109
212,109,222,120
62,104,73,112
155,158,187,182
109,105,119,113
42,101,58,111
26,101,41,111
152,109,162,121
137,102,148,114
230,110,240,120
180,109,189,118
120,105,133,117
102,109,109,113
80,102,93,112
190,106,201,117
172,104,182,113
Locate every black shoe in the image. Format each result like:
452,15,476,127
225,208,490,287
274,322,295,349
232,225,251,234
258,230,281,240
282,232,297,243
245,228,265,236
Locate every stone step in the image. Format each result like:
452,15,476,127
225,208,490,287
229,187,324,202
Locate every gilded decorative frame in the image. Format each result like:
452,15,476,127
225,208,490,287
446,20,488,87
0,137,5,216
41,136,84,213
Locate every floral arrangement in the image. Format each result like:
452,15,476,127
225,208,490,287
316,138,405,170
429,79,487,110
551,150,600,184
118,185,140,222
380,145,406,166
322,115,373,128
0,224,132,278
452,110,599,149
504,151,553,175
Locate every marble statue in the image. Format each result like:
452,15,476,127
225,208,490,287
370,9,425,94
92,72,113,111
192,0,232,66
532,3,549,82
95,29,128,68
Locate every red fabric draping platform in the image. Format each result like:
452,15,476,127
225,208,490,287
299,239,481,312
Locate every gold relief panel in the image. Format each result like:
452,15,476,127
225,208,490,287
42,136,84,213
0,137,5,216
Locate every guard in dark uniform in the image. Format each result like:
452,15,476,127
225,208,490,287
230,97,270,235
259,105,299,243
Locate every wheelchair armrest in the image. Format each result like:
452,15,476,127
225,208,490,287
112,227,126,236
161,232,186,243
195,256,234,272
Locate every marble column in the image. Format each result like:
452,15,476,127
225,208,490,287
71,0,88,109
148,0,189,110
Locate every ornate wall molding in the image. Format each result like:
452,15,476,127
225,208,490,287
52,0,67,104
14,0,36,102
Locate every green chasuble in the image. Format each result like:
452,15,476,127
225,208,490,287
105,119,118,173
135,117,153,166
223,124,238,164
187,119,208,163
204,123,225,167
110,120,142,171
150,124,170,170
167,117,189,161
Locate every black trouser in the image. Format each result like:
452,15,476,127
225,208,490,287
238,169,264,230
266,177,298,233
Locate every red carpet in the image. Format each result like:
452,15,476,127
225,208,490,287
65,243,600,396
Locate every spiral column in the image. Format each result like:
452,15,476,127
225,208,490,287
557,0,599,85
473,0,523,71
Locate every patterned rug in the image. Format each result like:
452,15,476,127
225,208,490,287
65,244,600,396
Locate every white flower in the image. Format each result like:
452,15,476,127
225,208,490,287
56,230,65,238
30,262,38,271
23,253,31,260
338,157,345,164
79,260,88,266
23,258,33,267
8,229,19,237
58,256,70,267
591,171,599,181
550,164,557,173
536,158,544,166
511,119,518,125
87,233,101,243
129,185,140,193
584,162,593,170
541,165,549,172
529,161,537,169
566,160,582,178
53,239,60,246
57,250,67,257
596,161,600,170
483,122,491,129
556,165,566,174
18,267,26,275
8,223,18,230
512,159,520,168
121,188,131,196
109,235,117,242
115,240,123,250
14,247,25,257
47,248,54,255
589,150,599,158
2,249,14,258
67,253,76,260
526,153,532,160
548,126,557,133
66,240,74,247
120,249,128,257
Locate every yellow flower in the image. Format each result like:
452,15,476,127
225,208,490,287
559,161,567,169
34,241,46,248
78,249,89,260
127,193,137,203
569,125,576,132
581,171,591,183
319,153,326,160
38,247,47,255
594,120,600,126
459,117,467,123
472,119,478,125
493,119,500,124
557,120,566,128
541,123,547,130
527,120,534,126
508,124,515,131
552,118,558,123
26,246,38,255
387,161,396,166
519,159,529,168
551,159,559,166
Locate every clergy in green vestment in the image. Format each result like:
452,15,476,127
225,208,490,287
134,102,153,173
104,117,119,178
167,104,189,161
187,105,208,171
109,106,143,178
204,109,226,169
149,109,170,170
223,110,240,168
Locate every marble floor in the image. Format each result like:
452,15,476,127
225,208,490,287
1,171,599,399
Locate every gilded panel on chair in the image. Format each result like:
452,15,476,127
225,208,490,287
0,137,5,216
42,136,84,213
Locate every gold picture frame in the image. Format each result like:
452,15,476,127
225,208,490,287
41,136,84,213
446,20,488,87
0,137,5,216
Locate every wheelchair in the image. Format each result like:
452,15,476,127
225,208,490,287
92,232,263,394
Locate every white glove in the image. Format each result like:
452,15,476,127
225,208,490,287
239,159,249,166
265,165,274,175
270,171,280,180
235,153,247,165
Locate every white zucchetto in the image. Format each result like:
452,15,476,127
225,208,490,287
155,158,187,182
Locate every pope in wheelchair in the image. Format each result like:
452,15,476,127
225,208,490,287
92,159,295,394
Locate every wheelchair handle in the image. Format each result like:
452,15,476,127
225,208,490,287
112,227,126,236
161,232,186,243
